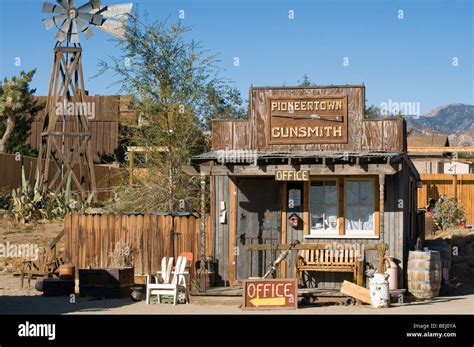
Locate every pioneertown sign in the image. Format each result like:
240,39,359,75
268,95,348,144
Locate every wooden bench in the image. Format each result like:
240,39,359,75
296,245,363,287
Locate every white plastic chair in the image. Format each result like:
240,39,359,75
146,256,189,305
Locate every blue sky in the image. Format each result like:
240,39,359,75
0,0,472,114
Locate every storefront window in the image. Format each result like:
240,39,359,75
310,180,338,234
345,179,375,234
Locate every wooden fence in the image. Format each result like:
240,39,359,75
418,174,474,225
0,152,124,201
64,213,213,277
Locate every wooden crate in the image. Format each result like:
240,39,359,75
42,278,75,297
78,268,134,286
79,268,134,298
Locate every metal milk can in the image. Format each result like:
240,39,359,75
369,272,390,308
384,256,398,290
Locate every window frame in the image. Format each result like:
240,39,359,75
308,178,340,237
303,176,380,239
343,178,377,237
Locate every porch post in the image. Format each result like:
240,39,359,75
200,172,206,289
378,174,385,272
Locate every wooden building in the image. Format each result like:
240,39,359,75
27,95,135,162
184,86,421,289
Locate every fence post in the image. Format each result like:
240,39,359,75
200,172,206,291
453,174,458,200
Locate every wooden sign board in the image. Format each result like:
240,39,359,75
243,278,298,310
275,170,309,181
268,94,348,144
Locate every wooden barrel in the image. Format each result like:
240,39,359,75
407,251,442,299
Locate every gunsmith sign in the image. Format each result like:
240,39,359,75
268,95,348,144
243,278,297,310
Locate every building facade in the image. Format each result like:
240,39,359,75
185,85,421,289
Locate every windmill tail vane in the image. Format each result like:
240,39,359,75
42,0,133,46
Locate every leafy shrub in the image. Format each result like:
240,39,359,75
434,197,465,231
7,166,92,223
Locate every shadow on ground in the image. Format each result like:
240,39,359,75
0,294,137,315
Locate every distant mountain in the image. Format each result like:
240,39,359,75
406,104,474,146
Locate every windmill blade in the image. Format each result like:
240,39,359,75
55,18,71,42
78,12,104,26
70,19,80,44
92,3,133,19
43,14,67,30
76,18,94,39
42,2,66,14
95,18,127,38
56,0,71,11
77,0,101,12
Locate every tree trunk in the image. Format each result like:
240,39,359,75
0,114,15,153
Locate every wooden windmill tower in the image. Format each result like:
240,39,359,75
38,0,132,201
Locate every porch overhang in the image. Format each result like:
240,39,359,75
183,151,404,176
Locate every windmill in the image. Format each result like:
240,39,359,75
38,0,133,201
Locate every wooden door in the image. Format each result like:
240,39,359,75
235,178,281,282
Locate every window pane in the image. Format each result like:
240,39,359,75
326,206,338,229
359,181,373,205
346,181,359,204
360,206,374,230
311,182,324,204
345,180,375,233
310,180,338,233
311,206,325,230
324,183,337,204
345,207,360,231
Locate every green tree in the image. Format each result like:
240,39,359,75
297,73,316,87
201,83,247,130
0,70,43,155
98,14,238,212
364,104,381,119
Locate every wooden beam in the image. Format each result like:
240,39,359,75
338,179,344,236
280,182,287,278
128,151,134,186
374,175,380,237
247,242,388,252
340,280,371,304
182,165,200,176
378,175,385,240
126,146,167,153
303,181,310,236
228,178,237,286
192,163,400,177
408,146,474,153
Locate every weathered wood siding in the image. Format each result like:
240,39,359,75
235,178,281,281
212,86,405,153
64,213,212,277
0,152,124,201
250,86,364,151
280,162,417,289
212,175,231,285
26,96,133,162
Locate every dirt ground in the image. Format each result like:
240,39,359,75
1,217,472,315
0,217,64,269
0,273,472,315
